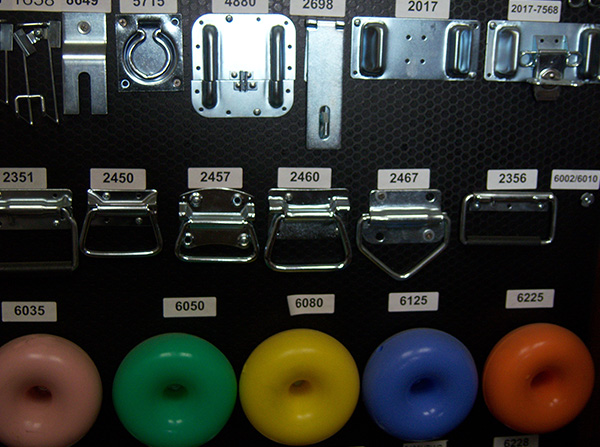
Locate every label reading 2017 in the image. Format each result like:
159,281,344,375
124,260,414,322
395,0,450,19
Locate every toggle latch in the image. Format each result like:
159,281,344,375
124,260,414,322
175,188,258,263
80,190,162,258
265,189,352,272
0,189,78,271
357,190,450,281
191,14,296,118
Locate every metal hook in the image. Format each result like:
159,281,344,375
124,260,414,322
124,29,176,83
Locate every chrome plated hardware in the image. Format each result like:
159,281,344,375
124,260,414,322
13,21,60,125
460,192,557,246
80,190,162,258
305,20,344,150
116,15,183,92
0,189,78,271
357,190,450,281
351,17,480,81
62,13,107,115
191,14,296,118
175,188,258,263
485,21,600,87
265,189,351,272
568,0,600,7
0,22,13,105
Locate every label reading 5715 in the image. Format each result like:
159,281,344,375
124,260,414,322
212,0,268,13
290,0,346,17
287,294,335,316
90,168,146,190
163,297,217,318
506,289,554,309
0,168,47,189
493,435,539,447
2,301,57,322
389,292,439,312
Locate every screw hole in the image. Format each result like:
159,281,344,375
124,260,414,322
425,192,435,202
375,232,385,242
171,17,180,26
406,34,412,40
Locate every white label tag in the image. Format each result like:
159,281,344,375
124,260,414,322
278,167,332,189
507,0,561,22
378,169,431,190
493,435,539,447
404,441,447,447
188,168,243,189
487,169,538,190
506,289,554,309
551,170,600,190
389,292,439,312
0,168,47,189
395,0,450,19
2,302,57,322
290,0,346,17
62,0,111,13
120,0,176,13
0,0,111,12
90,168,147,190
212,0,268,13
163,297,217,318
287,294,335,316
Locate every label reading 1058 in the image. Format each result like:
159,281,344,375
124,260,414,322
395,0,450,19
287,294,335,316
389,292,439,312
290,0,346,17
2,302,57,322
493,435,539,447
212,0,269,13
163,297,217,318
0,168,47,189
506,289,554,309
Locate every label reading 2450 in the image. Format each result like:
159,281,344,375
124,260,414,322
0,168,47,189
90,168,146,190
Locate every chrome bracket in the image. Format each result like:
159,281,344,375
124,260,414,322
460,192,558,246
175,188,258,263
116,15,183,92
13,21,60,125
306,19,344,149
0,189,78,271
265,188,351,272
62,13,108,115
357,190,450,281
0,22,13,105
191,14,296,118
351,17,480,80
485,21,600,87
80,190,162,258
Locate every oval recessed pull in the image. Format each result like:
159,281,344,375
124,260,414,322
359,23,387,77
269,25,285,108
202,25,218,109
494,27,520,79
446,25,473,78
578,29,600,80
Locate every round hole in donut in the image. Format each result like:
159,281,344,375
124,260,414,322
289,380,311,395
26,385,52,403
163,384,188,400
530,370,555,389
409,377,435,396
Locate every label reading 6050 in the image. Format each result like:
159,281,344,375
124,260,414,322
163,297,217,318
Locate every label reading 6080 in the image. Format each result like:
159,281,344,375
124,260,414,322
287,294,335,316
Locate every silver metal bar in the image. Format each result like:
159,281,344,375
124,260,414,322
306,20,344,150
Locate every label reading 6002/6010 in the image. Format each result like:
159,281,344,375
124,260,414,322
2,302,57,322
551,170,600,190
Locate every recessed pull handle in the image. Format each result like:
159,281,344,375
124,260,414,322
202,24,218,109
446,25,473,78
359,22,386,77
494,27,520,79
578,29,600,80
269,25,285,108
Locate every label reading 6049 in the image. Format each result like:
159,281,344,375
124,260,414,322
493,435,539,447
2,301,57,322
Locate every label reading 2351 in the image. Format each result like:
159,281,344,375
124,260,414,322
0,168,47,189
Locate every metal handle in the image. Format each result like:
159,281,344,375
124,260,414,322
124,29,176,82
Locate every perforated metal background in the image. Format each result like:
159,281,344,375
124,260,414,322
1,1,600,446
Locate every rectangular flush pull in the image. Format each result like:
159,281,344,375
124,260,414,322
351,17,480,81
306,20,344,150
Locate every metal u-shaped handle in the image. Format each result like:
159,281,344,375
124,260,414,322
202,24,218,109
124,29,176,83
269,25,285,108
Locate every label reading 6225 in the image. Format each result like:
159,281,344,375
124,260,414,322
506,289,554,309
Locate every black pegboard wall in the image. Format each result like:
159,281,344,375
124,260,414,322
1,0,600,446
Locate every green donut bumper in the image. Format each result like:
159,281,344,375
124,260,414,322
113,333,237,447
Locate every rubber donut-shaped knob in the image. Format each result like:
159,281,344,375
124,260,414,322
0,334,102,447
239,329,360,446
112,333,236,447
362,328,478,441
483,323,594,433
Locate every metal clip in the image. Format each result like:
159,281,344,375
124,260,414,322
357,190,450,281
13,21,60,125
0,189,78,271
62,13,107,115
191,14,296,117
460,192,557,246
0,22,13,105
80,190,162,258
175,188,258,263
351,17,480,80
486,22,600,89
116,15,183,92
265,189,352,272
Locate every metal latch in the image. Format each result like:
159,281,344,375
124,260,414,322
175,188,258,263
0,21,13,105
116,15,183,92
0,189,78,271
191,14,296,118
485,22,600,89
265,189,352,272
460,192,557,246
62,13,108,115
357,190,450,281
306,19,344,150
351,17,480,80
13,21,61,125
80,190,162,258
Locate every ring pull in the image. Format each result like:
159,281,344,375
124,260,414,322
123,28,176,84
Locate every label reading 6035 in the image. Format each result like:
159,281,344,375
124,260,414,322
493,435,539,447
0,168,47,189
2,301,57,322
